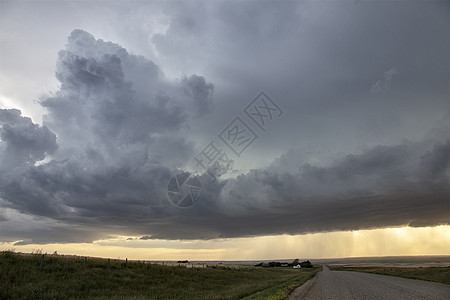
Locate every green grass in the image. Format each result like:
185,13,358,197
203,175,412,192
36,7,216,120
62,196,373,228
329,265,450,285
242,267,321,300
0,251,319,299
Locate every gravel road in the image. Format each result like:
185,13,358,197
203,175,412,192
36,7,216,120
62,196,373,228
288,266,450,299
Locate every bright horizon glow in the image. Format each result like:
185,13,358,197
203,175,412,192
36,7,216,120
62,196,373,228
2,225,449,261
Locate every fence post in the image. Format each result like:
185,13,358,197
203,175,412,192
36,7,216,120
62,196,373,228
126,258,128,268
40,254,45,269
108,258,110,270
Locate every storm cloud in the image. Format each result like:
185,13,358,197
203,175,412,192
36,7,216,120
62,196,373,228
0,1,449,245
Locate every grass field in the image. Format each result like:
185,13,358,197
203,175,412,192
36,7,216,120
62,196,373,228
329,265,450,285
241,267,320,300
0,251,320,299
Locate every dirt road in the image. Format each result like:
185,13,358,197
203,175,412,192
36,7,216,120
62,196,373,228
288,266,450,299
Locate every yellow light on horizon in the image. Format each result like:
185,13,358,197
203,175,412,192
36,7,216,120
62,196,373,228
2,225,449,261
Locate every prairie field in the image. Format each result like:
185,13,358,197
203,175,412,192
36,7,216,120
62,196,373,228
0,251,320,300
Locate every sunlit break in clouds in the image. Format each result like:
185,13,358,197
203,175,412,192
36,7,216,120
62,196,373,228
0,0,449,259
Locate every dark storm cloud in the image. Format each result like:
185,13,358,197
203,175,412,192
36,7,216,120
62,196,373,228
11,227,103,246
0,29,215,242
1,0,449,244
419,140,450,181
0,109,57,168
182,75,214,116
149,0,449,157
140,135,449,240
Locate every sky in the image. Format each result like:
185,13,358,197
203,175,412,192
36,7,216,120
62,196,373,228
0,0,449,260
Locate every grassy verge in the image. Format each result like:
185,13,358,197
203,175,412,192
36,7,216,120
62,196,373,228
329,265,450,285
242,266,321,300
1,251,318,299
